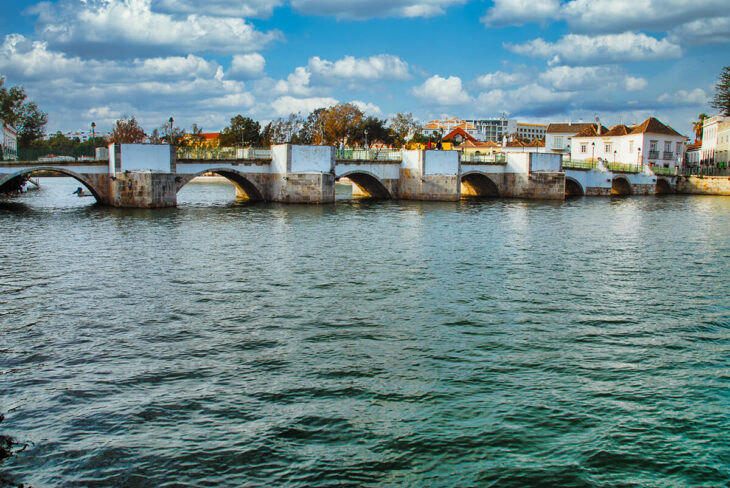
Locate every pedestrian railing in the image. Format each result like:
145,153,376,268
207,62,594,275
561,159,597,170
335,149,402,161
607,162,642,173
177,147,272,160
460,153,507,164
680,166,730,177
650,166,677,176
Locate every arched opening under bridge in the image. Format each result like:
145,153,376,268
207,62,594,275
461,172,499,198
655,178,673,194
337,172,391,199
177,169,264,204
565,177,584,197
0,168,103,205
611,176,633,196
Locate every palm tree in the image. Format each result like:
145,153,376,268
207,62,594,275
692,113,708,142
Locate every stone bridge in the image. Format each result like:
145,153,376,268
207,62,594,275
0,143,676,208
562,163,677,196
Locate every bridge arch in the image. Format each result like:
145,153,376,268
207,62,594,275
611,176,633,196
565,177,584,197
337,171,392,199
177,169,264,201
655,178,673,194
0,167,105,203
461,171,499,197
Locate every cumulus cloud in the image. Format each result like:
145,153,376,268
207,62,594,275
668,16,730,45
474,70,531,89
481,0,560,27
539,66,647,92
560,0,728,34
506,32,682,66
28,0,281,57
290,0,466,19
228,53,266,80
151,0,283,18
476,84,577,117
308,54,410,81
350,100,383,115
657,88,708,106
270,96,338,117
410,75,471,105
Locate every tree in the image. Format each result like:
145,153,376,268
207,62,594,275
321,103,363,145
0,77,48,146
710,66,730,116
159,119,186,146
389,112,421,148
353,116,392,147
692,113,709,142
262,113,303,146
219,115,261,147
107,116,146,144
298,108,327,144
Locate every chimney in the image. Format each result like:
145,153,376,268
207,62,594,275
595,115,601,135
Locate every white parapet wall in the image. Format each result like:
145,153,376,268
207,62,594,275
109,144,172,174
529,153,562,172
423,150,459,175
270,144,334,174
505,153,530,174
401,150,422,172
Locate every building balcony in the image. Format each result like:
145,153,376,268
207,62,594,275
663,151,674,160
648,150,660,159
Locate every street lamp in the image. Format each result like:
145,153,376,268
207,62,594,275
364,129,369,150
91,122,96,150
320,120,325,145
169,116,174,145
591,142,595,165
637,147,642,170
613,150,617,164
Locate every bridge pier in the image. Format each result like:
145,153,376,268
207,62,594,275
399,150,461,201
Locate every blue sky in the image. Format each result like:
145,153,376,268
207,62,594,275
0,0,727,136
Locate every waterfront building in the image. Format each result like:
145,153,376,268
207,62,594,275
700,115,728,163
570,117,688,168
1,118,18,160
457,139,501,156
714,121,730,166
462,118,514,142
684,142,701,167
515,122,547,141
545,122,599,154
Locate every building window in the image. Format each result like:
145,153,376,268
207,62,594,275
605,143,612,153
664,141,672,152
555,136,563,147
650,140,658,151
581,144,587,153
629,140,634,153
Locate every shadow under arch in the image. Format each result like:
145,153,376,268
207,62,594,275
565,177,584,197
655,178,673,194
337,171,391,199
178,169,264,201
611,176,633,196
461,171,499,197
0,167,104,203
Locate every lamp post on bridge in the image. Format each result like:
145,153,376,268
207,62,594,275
591,142,595,167
91,122,96,155
169,116,174,146
364,129,369,150
637,147,642,171
319,120,325,145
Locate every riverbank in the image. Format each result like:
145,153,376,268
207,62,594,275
676,175,730,195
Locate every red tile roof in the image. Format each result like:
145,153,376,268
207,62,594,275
546,122,597,134
628,117,683,136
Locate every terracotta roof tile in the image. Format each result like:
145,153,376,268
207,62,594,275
628,117,682,136
604,125,630,136
546,123,596,133
574,124,609,137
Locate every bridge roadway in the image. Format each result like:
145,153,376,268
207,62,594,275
0,143,675,208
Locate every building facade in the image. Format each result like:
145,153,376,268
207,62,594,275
462,118,514,143
570,117,687,168
716,121,730,166
700,115,728,163
1,119,18,160
516,123,547,141
545,123,598,154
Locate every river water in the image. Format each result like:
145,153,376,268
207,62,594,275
1,178,729,487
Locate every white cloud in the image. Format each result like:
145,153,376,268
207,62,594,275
657,88,708,106
410,75,471,105
28,0,281,57
561,0,728,33
481,0,560,27
474,70,531,89
539,66,647,92
270,96,338,117
308,54,410,81
476,84,577,116
228,53,266,80
668,16,730,45
151,0,283,18
506,32,682,66
271,67,313,96
350,100,383,115
290,0,466,19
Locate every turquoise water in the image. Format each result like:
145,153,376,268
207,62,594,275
1,178,729,487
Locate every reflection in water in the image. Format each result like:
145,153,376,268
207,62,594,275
1,178,729,487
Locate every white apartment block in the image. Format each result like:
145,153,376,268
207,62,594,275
516,123,547,141
716,121,730,166
700,115,728,163
570,117,688,168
